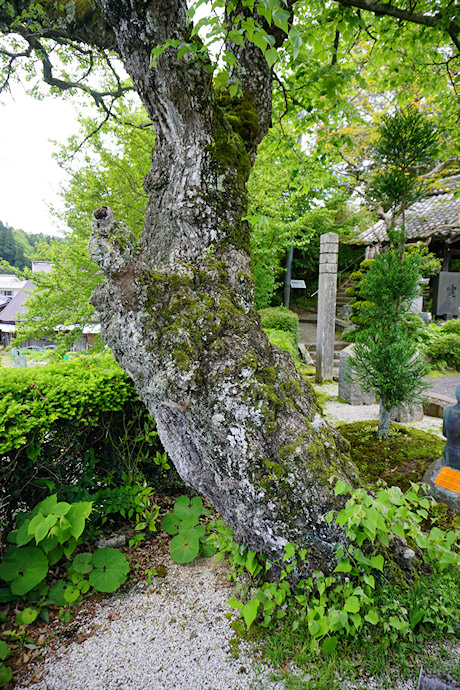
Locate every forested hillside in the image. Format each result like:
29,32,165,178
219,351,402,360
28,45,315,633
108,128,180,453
0,220,56,271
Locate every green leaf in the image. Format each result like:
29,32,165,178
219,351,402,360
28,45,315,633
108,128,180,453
226,596,244,610
16,519,33,547
199,542,217,558
0,663,12,686
189,497,204,517
243,598,260,629
334,560,352,573
89,548,130,593
161,513,180,535
0,641,9,662
370,554,384,572
343,596,360,613
169,532,200,564
364,610,380,625
48,580,67,606
334,480,352,496
322,636,338,657
265,48,278,68
173,496,192,520
15,607,39,626
71,553,93,575
0,547,49,596
64,584,81,603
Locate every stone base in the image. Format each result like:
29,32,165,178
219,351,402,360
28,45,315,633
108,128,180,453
391,403,424,424
422,458,460,512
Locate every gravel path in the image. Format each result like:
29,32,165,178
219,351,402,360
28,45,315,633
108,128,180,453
18,557,285,690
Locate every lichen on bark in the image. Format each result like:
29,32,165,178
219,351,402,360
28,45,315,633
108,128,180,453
86,0,360,574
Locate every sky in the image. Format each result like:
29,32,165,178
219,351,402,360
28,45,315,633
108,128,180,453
0,3,215,239
0,85,80,237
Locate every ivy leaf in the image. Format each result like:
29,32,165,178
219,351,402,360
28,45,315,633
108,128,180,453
343,596,360,613
365,610,380,625
322,636,338,657
243,599,260,629
226,596,244,610
265,48,278,68
370,554,384,571
89,548,130,593
333,559,352,573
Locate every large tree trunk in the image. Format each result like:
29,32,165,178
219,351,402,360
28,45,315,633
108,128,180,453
88,0,358,574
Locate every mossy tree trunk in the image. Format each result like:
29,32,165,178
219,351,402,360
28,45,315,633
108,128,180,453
85,0,358,573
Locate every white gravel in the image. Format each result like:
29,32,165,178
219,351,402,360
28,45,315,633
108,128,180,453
314,382,445,438
19,556,285,690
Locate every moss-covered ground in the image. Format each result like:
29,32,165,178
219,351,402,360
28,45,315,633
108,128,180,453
337,420,444,492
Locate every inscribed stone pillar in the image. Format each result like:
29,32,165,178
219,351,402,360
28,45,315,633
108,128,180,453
316,232,339,383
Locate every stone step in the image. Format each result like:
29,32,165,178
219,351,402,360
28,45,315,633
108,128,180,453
306,341,347,352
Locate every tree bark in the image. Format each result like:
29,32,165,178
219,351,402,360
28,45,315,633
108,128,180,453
86,0,358,574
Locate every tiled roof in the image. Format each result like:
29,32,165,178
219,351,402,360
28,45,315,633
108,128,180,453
357,175,460,245
0,280,35,323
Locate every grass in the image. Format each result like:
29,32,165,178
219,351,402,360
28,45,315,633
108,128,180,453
337,421,444,491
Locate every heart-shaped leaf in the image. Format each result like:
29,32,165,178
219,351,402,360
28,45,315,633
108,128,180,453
0,547,48,596
170,531,200,564
161,513,180,535
72,553,93,575
89,548,129,593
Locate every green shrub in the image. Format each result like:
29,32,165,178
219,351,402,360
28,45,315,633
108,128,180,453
441,319,460,335
0,353,170,541
426,333,460,369
259,307,299,348
220,481,460,649
263,328,298,362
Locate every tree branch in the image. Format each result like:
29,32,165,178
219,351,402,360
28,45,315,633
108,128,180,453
334,0,460,53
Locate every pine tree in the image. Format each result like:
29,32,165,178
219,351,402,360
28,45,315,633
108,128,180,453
348,251,429,437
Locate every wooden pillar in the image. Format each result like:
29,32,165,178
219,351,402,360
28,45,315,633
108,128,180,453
316,232,339,383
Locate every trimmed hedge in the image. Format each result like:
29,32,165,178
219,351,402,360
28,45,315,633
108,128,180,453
259,307,299,349
0,354,179,539
426,333,460,370
441,319,460,335
263,328,298,362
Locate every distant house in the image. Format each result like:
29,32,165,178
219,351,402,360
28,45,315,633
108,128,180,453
356,175,460,270
0,279,42,348
0,261,101,350
0,274,27,307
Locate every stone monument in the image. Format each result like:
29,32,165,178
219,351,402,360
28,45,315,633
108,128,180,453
422,385,460,511
316,232,338,383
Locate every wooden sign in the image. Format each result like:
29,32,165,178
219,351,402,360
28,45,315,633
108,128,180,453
434,466,460,494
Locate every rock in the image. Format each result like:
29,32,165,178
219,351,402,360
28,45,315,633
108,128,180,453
390,403,424,423
422,458,460,512
95,535,127,548
338,345,376,405
338,304,352,320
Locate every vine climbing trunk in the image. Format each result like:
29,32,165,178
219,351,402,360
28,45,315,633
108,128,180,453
87,0,358,574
